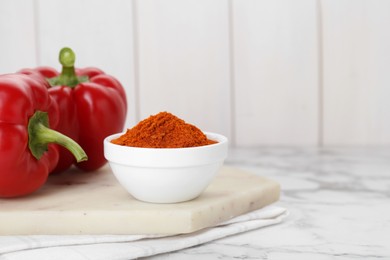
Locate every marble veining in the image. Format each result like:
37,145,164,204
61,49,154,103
148,147,390,259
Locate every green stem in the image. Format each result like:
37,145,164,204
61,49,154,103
47,47,88,87
28,111,87,162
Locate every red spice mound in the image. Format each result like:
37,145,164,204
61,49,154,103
111,112,217,148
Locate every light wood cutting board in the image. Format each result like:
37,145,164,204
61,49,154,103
0,166,280,235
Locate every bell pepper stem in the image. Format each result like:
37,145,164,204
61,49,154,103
59,47,76,67
28,111,87,162
47,47,88,87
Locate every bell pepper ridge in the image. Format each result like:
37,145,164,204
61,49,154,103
19,47,127,173
28,111,87,162
0,73,88,197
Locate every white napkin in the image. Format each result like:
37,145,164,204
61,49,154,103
0,205,287,260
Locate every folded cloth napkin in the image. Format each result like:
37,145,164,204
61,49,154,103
0,205,287,260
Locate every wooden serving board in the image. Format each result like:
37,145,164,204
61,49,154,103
0,166,280,235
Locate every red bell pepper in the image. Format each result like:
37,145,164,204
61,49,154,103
0,73,87,197
21,47,127,173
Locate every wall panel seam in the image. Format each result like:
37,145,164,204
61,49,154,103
228,0,236,147
317,0,324,147
132,0,141,124
33,0,41,66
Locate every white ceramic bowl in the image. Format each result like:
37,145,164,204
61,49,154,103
104,132,228,203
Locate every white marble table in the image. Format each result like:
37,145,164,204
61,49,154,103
149,147,390,259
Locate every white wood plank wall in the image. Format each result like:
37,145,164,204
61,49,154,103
233,0,319,146
322,0,390,145
0,0,389,147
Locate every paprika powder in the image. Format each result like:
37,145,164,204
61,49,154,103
111,112,216,148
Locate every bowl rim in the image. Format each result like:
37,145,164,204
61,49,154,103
104,131,228,151
103,131,228,167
